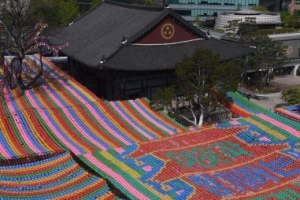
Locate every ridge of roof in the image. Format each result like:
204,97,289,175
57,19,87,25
69,0,165,26
100,42,125,67
168,8,209,39
101,38,256,71
53,0,211,68
70,0,105,25
104,0,165,11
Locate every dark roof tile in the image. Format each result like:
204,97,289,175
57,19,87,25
102,38,256,71
51,1,165,67
50,1,255,70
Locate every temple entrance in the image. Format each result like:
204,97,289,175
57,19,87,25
129,93,140,99
274,66,294,77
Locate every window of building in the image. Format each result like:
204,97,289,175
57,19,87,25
174,10,192,16
208,0,221,5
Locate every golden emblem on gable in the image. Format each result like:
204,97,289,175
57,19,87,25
161,23,175,39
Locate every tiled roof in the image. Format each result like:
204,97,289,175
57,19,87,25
102,38,256,70
50,0,254,70
51,0,208,68
50,1,165,67
275,104,300,122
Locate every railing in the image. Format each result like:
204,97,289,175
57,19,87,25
237,87,281,101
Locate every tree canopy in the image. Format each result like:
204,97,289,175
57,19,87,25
250,5,268,12
0,0,70,91
91,0,102,8
3,0,80,28
281,87,300,105
236,17,258,42
150,48,241,126
54,0,79,26
144,0,153,6
224,19,240,38
280,11,298,28
248,34,287,89
223,19,288,91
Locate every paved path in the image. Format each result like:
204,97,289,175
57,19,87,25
249,95,283,111
249,76,300,111
271,76,300,90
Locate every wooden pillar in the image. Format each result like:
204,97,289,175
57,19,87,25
69,58,74,77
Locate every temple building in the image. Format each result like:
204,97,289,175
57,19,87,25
51,0,255,100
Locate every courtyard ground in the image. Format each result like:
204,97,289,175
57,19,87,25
249,76,300,111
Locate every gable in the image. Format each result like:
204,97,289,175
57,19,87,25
136,18,199,44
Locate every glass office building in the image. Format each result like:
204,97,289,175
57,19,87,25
167,0,259,22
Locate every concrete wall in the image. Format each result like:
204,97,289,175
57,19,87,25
290,0,300,13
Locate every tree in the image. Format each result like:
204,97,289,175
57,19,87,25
150,86,176,112
150,48,241,126
281,87,300,105
28,0,58,27
251,5,268,12
91,0,102,8
194,15,201,28
224,19,240,38
248,34,287,90
0,0,69,91
280,11,298,28
144,0,153,6
20,0,79,27
223,19,288,91
237,17,258,42
54,0,79,26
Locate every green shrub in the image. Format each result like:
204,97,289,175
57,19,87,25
269,71,275,79
257,28,296,35
297,68,300,76
213,28,225,33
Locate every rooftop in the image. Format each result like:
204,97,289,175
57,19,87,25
50,0,255,70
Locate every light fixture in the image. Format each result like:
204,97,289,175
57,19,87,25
100,55,106,64
206,31,211,39
121,37,127,44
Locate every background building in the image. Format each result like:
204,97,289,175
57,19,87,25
214,10,282,32
166,0,259,22
290,0,300,13
269,32,300,76
259,0,283,12
200,27,300,77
